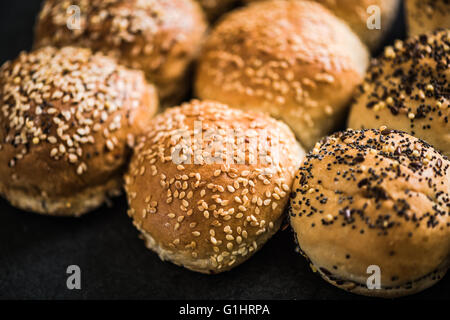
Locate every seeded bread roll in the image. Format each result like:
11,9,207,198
244,0,400,50
196,0,239,21
125,100,304,273
0,46,158,216
34,0,207,107
289,128,450,298
195,0,369,150
405,0,450,36
348,30,450,158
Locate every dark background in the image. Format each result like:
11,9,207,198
0,0,448,300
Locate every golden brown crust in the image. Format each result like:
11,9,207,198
349,30,450,158
125,100,304,273
195,0,369,150
0,46,158,216
34,0,207,106
405,0,450,36
244,0,400,50
289,128,450,297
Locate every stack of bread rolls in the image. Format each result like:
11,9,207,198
0,0,448,298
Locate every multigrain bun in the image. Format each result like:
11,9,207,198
196,0,239,21
348,30,450,158
195,0,369,150
0,46,158,216
244,0,400,50
125,100,304,273
405,0,450,36
34,0,207,107
289,128,450,298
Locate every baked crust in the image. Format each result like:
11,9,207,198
349,30,450,158
0,46,158,216
405,0,450,36
0,175,122,217
289,128,450,297
125,100,304,273
196,0,369,150
244,0,401,50
34,0,207,107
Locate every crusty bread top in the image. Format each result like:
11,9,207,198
290,128,450,288
35,0,207,101
244,0,401,50
349,29,450,157
0,46,158,197
196,0,369,149
125,100,304,272
405,0,450,37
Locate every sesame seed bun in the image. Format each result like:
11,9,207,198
196,0,239,21
195,0,369,150
289,128,450,297
34,0,207,107
348,30,450,158
124,100,305,273
243,0,401,51
0,46,158,217
405,0,450,36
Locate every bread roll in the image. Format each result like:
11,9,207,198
405,0,450,36
348,30,450,158
195,0,369,150
244,0,401,50
0,46,158,216
290,128,450,297
34,0,207,107
125,100,304,273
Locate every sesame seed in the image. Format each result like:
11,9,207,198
68,154,78,163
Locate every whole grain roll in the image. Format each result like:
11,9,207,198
405,0,450,36
195,0,369,150
244,0,401,50
125,100,304,273
34,0,207,107
0,46,158,216
348,30,450,158
289,128,450,298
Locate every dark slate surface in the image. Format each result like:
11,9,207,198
0,0,448,300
